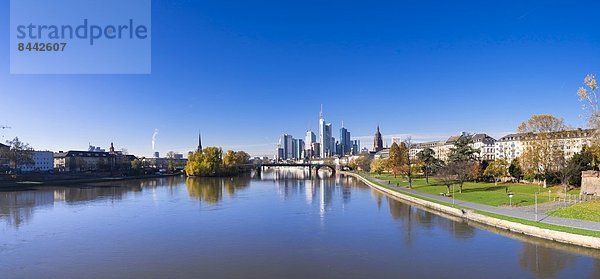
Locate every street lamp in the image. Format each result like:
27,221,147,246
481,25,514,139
535,191,538,221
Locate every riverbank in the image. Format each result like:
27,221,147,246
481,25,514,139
341,171,600,249
0,173,182,189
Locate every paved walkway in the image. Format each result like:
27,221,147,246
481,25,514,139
364,174,600,232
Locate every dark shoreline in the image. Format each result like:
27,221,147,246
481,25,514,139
0,173,183,189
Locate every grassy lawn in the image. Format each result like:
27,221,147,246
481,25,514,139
355,172,600,238
372,173,565,207
550,201,600,222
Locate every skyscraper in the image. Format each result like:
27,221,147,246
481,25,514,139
340,124,351,156
280,134,294,160
351,140,361,155
319,106,332,158
305,130,316,158
374,126,384,152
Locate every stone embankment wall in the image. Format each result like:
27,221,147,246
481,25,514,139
341,171,600,250
581,171,600,196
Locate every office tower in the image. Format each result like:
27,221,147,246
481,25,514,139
280,134,294,160
340,124,351,156
295,139,305,160
305,130,316,158
351,140,361,155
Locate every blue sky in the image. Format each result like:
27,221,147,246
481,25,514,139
1,0,600,157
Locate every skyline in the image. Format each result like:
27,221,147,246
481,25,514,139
2,1,600,156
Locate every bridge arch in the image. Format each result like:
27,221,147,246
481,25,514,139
314,164,336,175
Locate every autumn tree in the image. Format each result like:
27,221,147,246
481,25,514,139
387,142,403,178
350,154,371,172
518,114,567,187
483,159,509,185
402,137,414,189
370,158,387,175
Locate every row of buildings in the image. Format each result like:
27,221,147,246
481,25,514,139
0,141,188,173
402,129,594,163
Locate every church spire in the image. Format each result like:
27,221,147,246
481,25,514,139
197,131,203,152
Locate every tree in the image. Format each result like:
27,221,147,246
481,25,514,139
0,137,34,171
370,158,386,175
350,155,371,172
435,164,456,194
417,147,437,184
131,159,142,175
166,151,177,172
387,142,403,178
508,158,523,182
517,114,568,187
564,146,596,187
484,159,509,185
447,136,479,193
578,74,600,142
402,137,414,189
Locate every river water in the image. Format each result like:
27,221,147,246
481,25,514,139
1,169,599,278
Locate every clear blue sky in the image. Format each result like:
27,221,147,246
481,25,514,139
1,0,600,157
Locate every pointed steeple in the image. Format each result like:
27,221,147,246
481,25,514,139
197,131,203,152
109,142,115,153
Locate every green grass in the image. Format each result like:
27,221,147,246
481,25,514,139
353,172,600,238
550,201,600,222
476,210,600,238
373,173,563,207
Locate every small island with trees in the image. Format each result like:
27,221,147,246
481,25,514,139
184,147,251,177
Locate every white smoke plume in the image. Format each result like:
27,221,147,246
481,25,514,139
152,129,159,151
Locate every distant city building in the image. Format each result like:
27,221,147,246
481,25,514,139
154,151,160,158
54,143,135,173
472,133,496,161
373,126,384,152
0,143,9,168
340,125,351,156
351,140,361,155
18,151,54,172
409,132,496,162
281,134,294,160
88,144,105,152
319,106,333,158
294,138,305,160
305,130,316,158
312,142,321,158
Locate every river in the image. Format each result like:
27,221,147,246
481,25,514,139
1,169,599,278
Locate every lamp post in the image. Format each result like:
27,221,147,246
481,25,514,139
508,192,514,207
535,191,538,221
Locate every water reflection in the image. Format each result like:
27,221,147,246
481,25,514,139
185,175,250,204
519,243,577,278
1,170,600,279
0,176,185,229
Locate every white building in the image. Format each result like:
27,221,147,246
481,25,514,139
494,129,594,162
19,151,54,172
409,132,496,162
